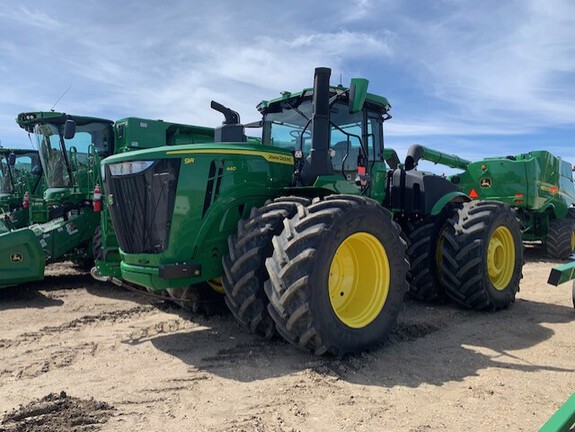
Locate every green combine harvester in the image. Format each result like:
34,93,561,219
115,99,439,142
100,67,524,355
0,111,214,289
0,148,45,232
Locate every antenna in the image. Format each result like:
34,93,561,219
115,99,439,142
50,84,72,112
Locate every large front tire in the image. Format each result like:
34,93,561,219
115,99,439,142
440,201,523,311
222,197,310,338
265,195,408,356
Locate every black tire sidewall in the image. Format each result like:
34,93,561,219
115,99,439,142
480,205,523,304
305,205,406,351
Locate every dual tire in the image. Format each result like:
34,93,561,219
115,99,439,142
223,195,408,355
439,201,523,311
223,196,524,355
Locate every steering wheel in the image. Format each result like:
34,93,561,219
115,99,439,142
289,129,312,140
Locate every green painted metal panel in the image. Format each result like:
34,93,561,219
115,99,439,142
107,143,295,289
0,228,45,288
547,261,575,286
539,392,575,432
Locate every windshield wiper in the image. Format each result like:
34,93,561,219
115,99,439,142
57,130,75,188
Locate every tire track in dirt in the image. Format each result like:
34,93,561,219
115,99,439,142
0,305,157,349
1,342,99,381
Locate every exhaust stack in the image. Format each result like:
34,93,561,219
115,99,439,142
308,67,334,181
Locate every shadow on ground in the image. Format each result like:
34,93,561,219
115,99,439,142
123,295,575,389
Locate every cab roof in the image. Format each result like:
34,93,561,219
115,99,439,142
16,111,114,133
257,85,391,114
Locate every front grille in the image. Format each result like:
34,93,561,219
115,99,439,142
105,159,180,254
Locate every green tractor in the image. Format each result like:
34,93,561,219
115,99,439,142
0,148,45,232
451,150,575,259
101,67,523,355
0,112,214,289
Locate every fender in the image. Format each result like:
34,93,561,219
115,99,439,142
430,191,470,216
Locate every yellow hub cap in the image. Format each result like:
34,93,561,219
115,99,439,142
487,226,515,290
207,277,224,294
328,232,390,328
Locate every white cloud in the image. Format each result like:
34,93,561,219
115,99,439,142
0,0,574,163
402,0,575,128
0,5,62,29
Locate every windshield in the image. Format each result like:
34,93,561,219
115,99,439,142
0,152,40,195
33,122,110,188
262,99,383,178
0,155,12,194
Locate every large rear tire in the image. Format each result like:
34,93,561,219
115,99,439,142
440,201,523,311
222,197,310,338
546,218,575,259
265,195,408,356
404,207,454,303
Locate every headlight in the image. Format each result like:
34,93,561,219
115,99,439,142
108,160,154,176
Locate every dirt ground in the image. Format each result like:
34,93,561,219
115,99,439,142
1,247,574,432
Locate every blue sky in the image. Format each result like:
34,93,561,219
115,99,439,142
1,0,574,171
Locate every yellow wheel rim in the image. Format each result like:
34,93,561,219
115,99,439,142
328,232,390,328
571,231,575,252
487,226,515,290
207,277,224,294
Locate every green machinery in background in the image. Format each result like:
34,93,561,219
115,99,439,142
403,147,575,258
451,149,575,259
0,148,45,232
0,111,214,289
548,260,575,308
401,146,575,302
100,67,524,356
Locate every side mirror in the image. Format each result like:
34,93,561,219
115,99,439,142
64,119,76,139
8,153,16,166
348,78,369,113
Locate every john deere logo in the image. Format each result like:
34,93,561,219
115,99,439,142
10,253,23,262
107,194,114,205
480,178,492,188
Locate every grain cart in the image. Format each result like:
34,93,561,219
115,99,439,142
101,67,523,355
0,112,214,289
453,150,575,259
0,148,45,232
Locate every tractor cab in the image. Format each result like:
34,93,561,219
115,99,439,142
257,77,392,190
0,149,43,208
17,112,114,204
0,149,40,196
